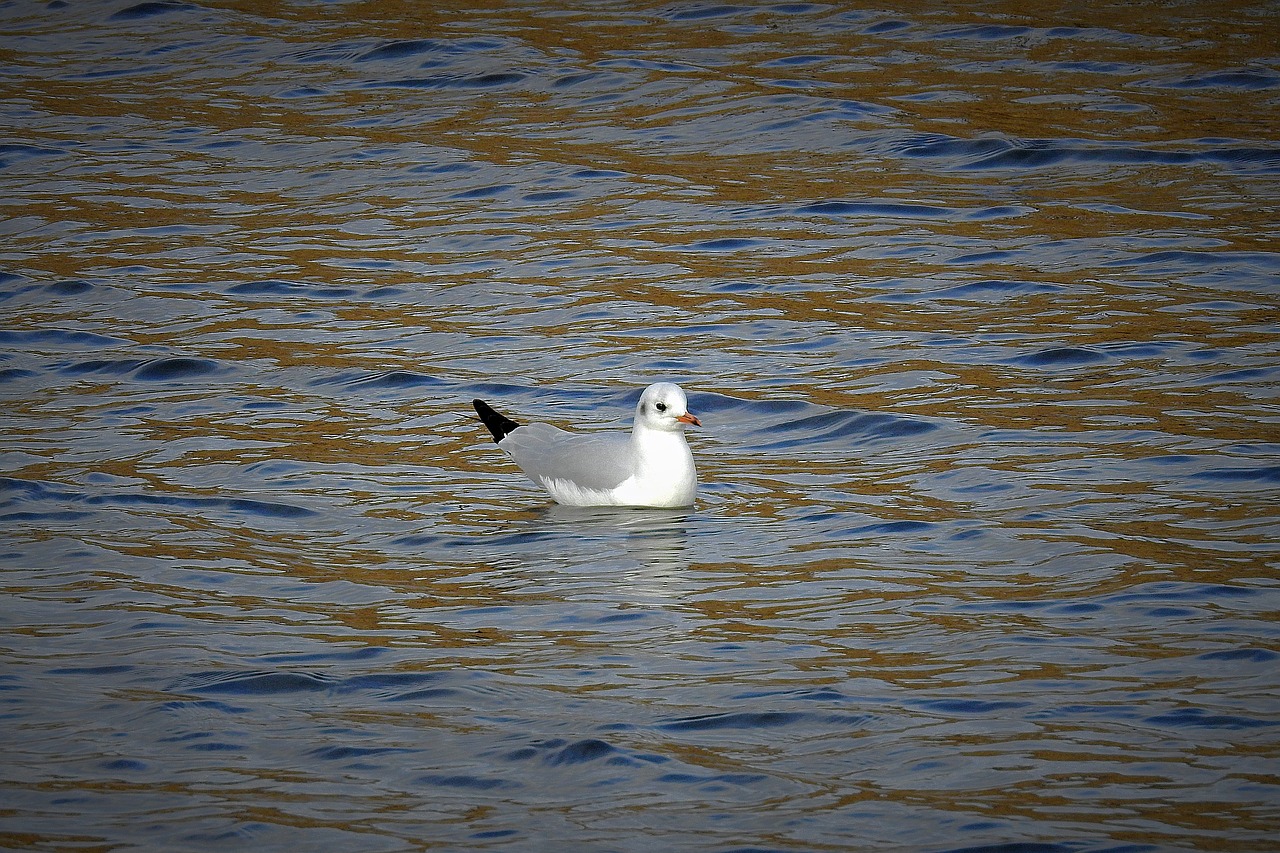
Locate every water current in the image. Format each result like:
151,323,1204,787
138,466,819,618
2,1,1278,851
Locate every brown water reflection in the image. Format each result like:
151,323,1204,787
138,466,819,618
3,0,1278,851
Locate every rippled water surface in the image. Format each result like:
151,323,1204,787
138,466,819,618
3,1,1278,851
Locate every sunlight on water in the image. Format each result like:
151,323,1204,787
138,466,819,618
2,1,1277,851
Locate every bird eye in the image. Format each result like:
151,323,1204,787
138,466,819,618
655,402,667,412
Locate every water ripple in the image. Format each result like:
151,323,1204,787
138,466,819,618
2,3,1276,851
109,2,195,22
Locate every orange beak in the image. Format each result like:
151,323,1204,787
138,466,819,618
677,412,701,427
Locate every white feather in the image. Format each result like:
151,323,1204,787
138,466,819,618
481,383,700,508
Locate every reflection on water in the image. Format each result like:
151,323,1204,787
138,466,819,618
536,504,693,575
2,1,1278,851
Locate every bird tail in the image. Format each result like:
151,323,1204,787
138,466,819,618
473,399,521,443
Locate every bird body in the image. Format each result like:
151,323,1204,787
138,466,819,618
473,383,700,508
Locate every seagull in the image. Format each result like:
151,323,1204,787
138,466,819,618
472,383,701,508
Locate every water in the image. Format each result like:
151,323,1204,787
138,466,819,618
2,1,1278,851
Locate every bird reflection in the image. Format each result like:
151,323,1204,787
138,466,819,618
524,504,694,596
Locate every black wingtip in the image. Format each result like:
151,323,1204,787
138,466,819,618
473,399,521,443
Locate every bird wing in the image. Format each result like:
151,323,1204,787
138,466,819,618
499,424,635,492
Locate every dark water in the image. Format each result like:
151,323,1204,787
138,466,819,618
2,1,1278,851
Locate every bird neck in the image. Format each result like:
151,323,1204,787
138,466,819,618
631,425,690,470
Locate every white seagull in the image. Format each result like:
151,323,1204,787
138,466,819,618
473,383,701,508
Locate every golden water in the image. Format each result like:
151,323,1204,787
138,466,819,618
2,1,1277,851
